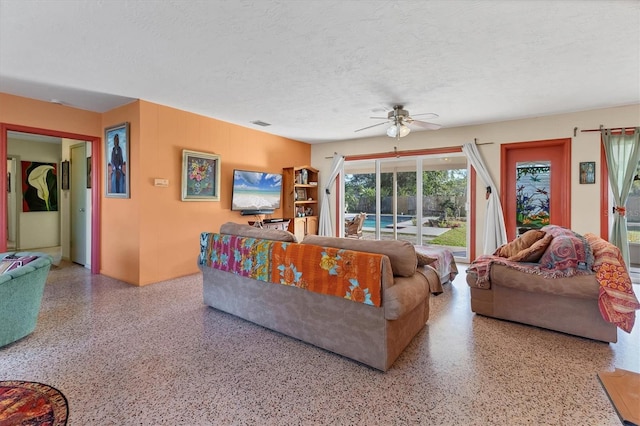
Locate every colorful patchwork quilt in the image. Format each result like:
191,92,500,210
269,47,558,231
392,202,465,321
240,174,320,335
584,233,640,333
200,233,384,306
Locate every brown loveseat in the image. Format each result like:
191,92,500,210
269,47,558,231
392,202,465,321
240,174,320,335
466,226,631,343
199,223,440,371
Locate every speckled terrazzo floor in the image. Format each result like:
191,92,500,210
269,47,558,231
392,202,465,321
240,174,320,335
1,262,639,425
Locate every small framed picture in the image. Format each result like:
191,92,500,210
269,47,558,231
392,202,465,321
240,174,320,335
61,160,70,190
86,156,92,188
105,122,130,198
181,150,221,201
295,188,307,201
579,161,595,184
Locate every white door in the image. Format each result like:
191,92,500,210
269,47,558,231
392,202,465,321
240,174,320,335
70,144,87,265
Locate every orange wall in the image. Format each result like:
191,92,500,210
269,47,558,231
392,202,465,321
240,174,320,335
109,100,310,285
0,93,102,136
1,93,311,286
101,102,142,284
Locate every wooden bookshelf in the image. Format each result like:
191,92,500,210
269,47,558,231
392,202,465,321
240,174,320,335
282,165,319,241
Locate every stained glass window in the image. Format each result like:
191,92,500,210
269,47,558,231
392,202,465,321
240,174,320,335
516,162,550,236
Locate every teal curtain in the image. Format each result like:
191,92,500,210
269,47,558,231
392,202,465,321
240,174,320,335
602,127,640,267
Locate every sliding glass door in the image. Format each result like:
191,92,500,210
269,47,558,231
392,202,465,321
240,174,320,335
342,153,469,261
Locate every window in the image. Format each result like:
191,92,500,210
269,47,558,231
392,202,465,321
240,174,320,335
515,161,550,236
342,153,469,261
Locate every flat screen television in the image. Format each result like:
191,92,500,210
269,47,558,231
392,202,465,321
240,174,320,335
231,169,282,215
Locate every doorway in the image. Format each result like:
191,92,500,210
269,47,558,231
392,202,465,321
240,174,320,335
0,123,101,274
6,157,17,249
70,143,88,265
501,138,571,241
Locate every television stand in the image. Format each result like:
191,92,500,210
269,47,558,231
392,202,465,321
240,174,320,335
248,219,290,231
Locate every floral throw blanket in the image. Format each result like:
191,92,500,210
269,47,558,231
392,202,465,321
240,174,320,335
200,233,383,306
414,245,459,284
584,233,640,333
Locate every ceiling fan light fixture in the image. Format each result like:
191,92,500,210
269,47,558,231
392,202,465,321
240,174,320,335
386,123,410,139
354,104,439,137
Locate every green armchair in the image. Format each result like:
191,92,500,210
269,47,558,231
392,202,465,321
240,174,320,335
0,252,53,347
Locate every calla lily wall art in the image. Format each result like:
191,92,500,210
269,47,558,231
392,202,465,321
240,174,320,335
21,161,58,212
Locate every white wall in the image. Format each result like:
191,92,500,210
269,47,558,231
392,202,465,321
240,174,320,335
7,137,61,249
310,104,640,257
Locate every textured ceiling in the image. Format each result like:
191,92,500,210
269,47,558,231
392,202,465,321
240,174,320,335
1,0,638,144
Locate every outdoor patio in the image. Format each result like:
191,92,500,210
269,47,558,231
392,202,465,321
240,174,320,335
358,219,467,258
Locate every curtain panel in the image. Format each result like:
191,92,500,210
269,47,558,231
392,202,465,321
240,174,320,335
602,127,640,267
462,142,508,254
318,153,345,237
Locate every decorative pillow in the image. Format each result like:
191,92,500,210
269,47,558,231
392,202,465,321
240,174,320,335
507,233,553,263
219,222,297,242
538,229,593,274
494,230,546,258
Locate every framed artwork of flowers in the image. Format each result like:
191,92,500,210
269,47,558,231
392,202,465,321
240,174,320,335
181,150,221,201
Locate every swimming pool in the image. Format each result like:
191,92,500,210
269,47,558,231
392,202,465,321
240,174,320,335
362,214,414,228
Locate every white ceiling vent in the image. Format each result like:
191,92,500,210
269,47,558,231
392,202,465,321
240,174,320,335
251,120,271,127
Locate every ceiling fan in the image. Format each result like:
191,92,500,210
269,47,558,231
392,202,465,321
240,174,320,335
354,105,441,139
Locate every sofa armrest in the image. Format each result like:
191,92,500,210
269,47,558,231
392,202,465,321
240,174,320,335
384,274,429,320
417,265,442,294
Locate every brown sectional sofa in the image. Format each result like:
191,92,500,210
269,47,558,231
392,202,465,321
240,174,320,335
467,263,617,342
199,223,439,371
466,227,618,343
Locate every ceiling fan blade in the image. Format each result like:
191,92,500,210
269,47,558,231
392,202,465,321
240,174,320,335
409,120,442,130
410,112,439,119
369,116,389,119
354,121,390,132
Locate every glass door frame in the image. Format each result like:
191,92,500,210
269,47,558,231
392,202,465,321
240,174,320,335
340,148,472,263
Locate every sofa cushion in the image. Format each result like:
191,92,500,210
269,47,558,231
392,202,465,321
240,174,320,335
384,274,430,320
494,229,546,258
220,222,297,242
490,263,598,299
507,233,553,263
301,235,417,277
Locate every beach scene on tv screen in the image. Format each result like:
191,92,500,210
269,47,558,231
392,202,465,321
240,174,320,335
232,171,282,210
